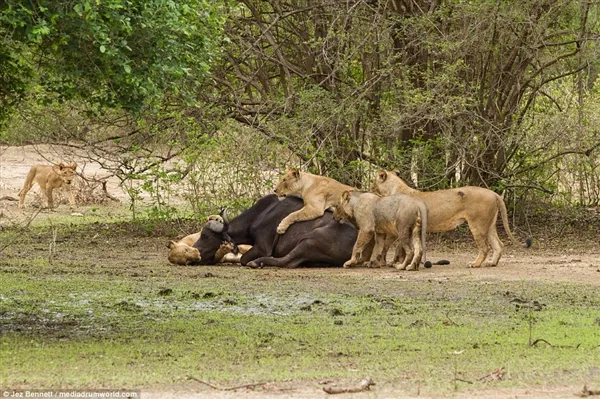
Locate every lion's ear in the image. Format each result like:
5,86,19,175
57,162,67,169
167,241,176,249
392,169,400,177
341,190,350,202
289,168,300,179
377,169,387,182
70,162,77,169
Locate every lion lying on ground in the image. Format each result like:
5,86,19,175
19,163,78,210
274,169,354,234
372,169,530,268
167,214,251,265
333,190,430,271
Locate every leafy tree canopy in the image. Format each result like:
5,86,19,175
0,0,226,122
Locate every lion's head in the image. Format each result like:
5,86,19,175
274,169,302,198
371,169,401,196
54,162,78,186
332,190,355,223
167,241,201,265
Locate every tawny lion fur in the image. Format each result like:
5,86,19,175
334,191,428,271
167,223,251,266
19,163,78,210
274,169,355,234
372,169,526,268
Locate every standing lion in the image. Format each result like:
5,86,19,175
372,169,530,268
18,163,77,210
333,190,429,271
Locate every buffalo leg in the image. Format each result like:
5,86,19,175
247,238,343,268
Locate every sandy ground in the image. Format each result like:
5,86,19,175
0,144,125,199
141,384,595,399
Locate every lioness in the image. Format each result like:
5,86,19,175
274,169,354,234
167,235,241,265
18,163,78,210
333,191,429,271
372,169,530,268
167,213,248,265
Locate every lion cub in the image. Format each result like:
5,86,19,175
333,190,429,271
18,163,78,210
274,169,354,234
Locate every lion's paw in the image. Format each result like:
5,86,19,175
276,223,288,235
343,260,355,268
221,241,234,251
394,263,408,270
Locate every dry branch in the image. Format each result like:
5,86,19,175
477,367,505,382
187,375,267,391
576,385,600,397
323,377,375,394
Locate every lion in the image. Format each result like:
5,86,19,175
18,163,78,210
372,169,530,268
167,213,250,265
273,169,355,234
167,235,242,265
333,190,429,271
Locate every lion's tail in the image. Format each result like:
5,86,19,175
496,194,532,248
417,202,431,268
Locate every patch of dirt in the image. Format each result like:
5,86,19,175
0,144,132,224
142,382,598,399
0,144,125,199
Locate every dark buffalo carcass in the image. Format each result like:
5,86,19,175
193,194,361,268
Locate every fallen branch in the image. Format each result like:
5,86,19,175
530,338,552,347
576,384,600,397
444,311,460,326
323,377,375,394
477,367,505,382
187,375,267,391
0,196,18,201
454,378,473,384
530,339,582,349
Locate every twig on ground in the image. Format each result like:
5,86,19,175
0,196,18,201
454,378,473,384
575,384,600,397
444,310,460,326
187,375,267,391
477,367,505,382
530,338,552,347
530,338,582,349
323,377,375,394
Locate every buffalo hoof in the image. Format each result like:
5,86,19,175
424,261,432,268
247,261,260,269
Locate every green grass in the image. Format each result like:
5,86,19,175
0,218,599,394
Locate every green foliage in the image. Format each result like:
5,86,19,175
0,0,226,117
